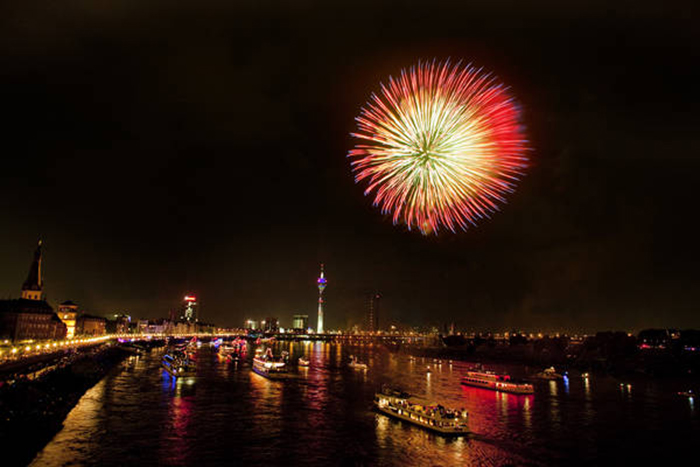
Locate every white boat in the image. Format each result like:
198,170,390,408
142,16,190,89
252,348,288,379
535,366,565,380
298,356,310,367
349,355,368,370
374,387,468,435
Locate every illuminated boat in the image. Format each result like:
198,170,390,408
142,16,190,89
374,387,468,435
217,344,239,362
677,390,695,399
535,366,565,380
460,367,534,395
162,353,196,378
298,356,310,367
252,348,288,379
349,355,368,370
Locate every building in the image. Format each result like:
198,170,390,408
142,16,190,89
76,314,106,336
0,241,67,341
292,314,309,331
367,292,381,332
58,300,78,338
263,317,279,332
137,318,169,334
0,299,67,341
245,319,259,330
317,263,327,333
181,295,198,323
114,314,131,334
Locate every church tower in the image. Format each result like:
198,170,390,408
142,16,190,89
21,240,43,301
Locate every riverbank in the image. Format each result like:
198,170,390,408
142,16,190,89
0,345,132,467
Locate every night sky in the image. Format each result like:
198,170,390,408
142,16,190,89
1,1,698,332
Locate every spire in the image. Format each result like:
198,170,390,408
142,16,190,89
21,240,43,301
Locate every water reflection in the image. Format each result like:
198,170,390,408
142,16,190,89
30,343,700,466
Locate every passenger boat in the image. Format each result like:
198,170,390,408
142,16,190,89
535,366,565,380
460,366,534,395
677,390,695,399
349,355,368,370
298,356,310,367
252,348,288,379
374,387,468,435
162,352,196,378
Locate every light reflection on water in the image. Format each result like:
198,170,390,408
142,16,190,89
30,343,700,466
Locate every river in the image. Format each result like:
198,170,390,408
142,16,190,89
30,342,699,466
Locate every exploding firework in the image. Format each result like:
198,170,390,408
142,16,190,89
349,60,529,234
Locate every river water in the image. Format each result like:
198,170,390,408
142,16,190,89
30,342,698,466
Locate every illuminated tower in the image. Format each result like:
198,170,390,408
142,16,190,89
316,264,327,333
367,292,381,332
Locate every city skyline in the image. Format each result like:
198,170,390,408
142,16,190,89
1,2,698,332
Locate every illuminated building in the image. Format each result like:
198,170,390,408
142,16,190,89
0,241,66,341
245,319,259,330
367,292,381,332
292,314,308,331
181,295,198,323
58,301,78,338
0,299,66,341
76,314,106,336
263,317,279,332
316,263,327,334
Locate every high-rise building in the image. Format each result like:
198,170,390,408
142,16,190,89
292,314,309,331
367,292,381,332
316,264,327,333
181,295,198,323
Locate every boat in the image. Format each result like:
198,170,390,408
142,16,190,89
374,387,468,435
162,352,196,378
677,390,695,399
298,356,310,367
217,344,239,363
252,348,288,379
535,367,565,380
460,366,534,395
349,355,368,370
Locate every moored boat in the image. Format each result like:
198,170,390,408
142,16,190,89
461,366,534,395
298,356,310,367
374,387,468,435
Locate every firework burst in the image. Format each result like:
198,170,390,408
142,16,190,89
349,60,529,234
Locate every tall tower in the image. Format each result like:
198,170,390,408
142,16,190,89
367,292,381,332
316,263,327,333
21,240,43,301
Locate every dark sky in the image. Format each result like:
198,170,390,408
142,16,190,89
1,1,698,332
